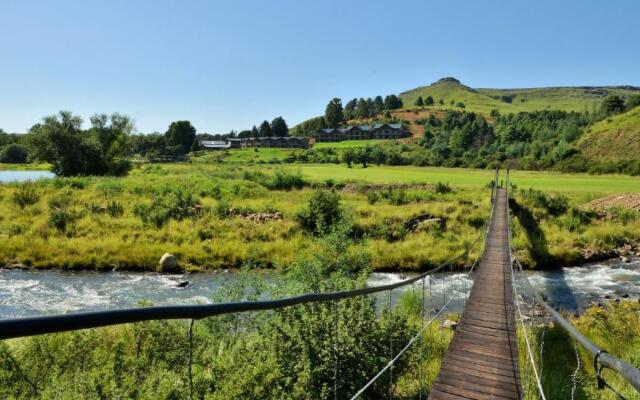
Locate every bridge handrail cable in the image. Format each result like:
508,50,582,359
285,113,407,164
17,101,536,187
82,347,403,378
506,170,640,394
0,170,500,341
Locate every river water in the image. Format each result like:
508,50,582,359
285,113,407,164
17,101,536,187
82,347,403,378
1,258,638,319
0,170,55,183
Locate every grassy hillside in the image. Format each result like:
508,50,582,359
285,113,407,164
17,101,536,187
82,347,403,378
400,77,640,115
577,106,640,161
292,77,640,135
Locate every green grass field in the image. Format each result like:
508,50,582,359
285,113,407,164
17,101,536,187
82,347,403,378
0,163,51,171
278,164,640,194
192,147,302,163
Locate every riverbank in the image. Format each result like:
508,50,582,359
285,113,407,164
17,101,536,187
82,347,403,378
1,163,639,272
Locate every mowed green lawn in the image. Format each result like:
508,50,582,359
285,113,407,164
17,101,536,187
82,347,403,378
279,164,640,194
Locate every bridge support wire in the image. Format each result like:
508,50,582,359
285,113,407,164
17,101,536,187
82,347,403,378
506,169,640,396
349,297,454,400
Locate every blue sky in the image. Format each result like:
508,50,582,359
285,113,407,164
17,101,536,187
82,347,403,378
1,0,638,133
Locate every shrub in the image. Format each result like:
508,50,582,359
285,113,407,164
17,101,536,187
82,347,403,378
435,181,452,194
296,190,343,235
8,223,25,236
366,191,380,205
268,169,306,190
381,188,408,205
11,183,39,209
106,201,124,217
215,198,232,219
133,189,200,228
521,188,569,216
0,143,28,163
48,208,79,232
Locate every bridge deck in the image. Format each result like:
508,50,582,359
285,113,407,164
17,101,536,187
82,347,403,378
429,189,521,400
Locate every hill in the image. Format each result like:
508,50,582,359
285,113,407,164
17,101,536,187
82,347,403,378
577,106,640,161
292,77,640,135
399,77,640,115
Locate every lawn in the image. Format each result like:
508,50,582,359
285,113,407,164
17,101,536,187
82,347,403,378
279,164,640,194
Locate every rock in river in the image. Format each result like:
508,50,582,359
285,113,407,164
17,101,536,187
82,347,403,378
158,253,181,273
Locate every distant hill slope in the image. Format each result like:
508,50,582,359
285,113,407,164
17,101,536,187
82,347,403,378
577,106,640,161
292,77,640,135
399,77,640,115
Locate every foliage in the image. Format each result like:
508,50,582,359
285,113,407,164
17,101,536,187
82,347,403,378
0,143,29,163
11,183,40,209
324,98,344,128
434,182,452,194
520,188,569,216
296,190,344,235
270,116,289,137
165,120,196,154
133,189,200,228
29,111,132,176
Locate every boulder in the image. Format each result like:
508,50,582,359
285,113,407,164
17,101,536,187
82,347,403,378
158,253,181,273
621,256,631,263
441,320,458,330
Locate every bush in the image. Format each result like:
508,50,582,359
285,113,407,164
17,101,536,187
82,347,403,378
267,169,306,190
366,191,380,205
11,183,39,209
0,143,28,163
106,201,124,217
48,208,80,232
296,190,343,235
381,188,408,205
521,188,569,216
435,182,452,194
133,189,200,228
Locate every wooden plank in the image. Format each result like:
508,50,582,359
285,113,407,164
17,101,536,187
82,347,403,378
428,189,521,400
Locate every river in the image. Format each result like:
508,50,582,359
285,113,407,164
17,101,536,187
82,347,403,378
1,258,638,319
0,170,55,183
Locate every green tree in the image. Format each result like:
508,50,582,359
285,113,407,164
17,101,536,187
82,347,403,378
324,98,344,128
259,120,272,137
296,190,343,236
384,95,403,110
30,111,132,176
251,125,259,137
371,145,386,166
372,96,384,115
438,99,444,105
626,94,640,110
356,146,371,168
270,116,289,137
344,98,357,120
414,96,424,107
342,148,355,168
165,120,196,154
425,96,434,106
601,95,626,115
0,143,28,163
355,98,371,119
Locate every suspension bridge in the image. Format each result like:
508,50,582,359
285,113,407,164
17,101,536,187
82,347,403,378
428,188,521,399
1,170,639,399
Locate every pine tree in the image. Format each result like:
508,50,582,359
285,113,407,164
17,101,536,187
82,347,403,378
425,96,434,106
259,120,272,137
270,116,289,137
414,96,424,107
325,98,344,128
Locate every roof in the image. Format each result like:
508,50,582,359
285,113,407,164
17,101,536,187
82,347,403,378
200,141,231,149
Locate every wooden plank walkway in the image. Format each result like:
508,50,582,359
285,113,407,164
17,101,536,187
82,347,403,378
429,189,521,400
